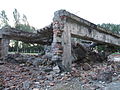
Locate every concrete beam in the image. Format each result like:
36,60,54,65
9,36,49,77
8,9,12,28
69,20,120,46
55,10,120,47
0,28,52,45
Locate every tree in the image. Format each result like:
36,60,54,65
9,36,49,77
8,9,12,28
0,10,9,28
22,14,29,25
13,8,34,32
98,23,120,34
13,9,20,27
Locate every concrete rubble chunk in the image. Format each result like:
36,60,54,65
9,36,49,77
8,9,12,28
53,65,60,73
108,53,120,62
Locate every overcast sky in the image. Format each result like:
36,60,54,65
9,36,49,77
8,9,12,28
0,0,120,29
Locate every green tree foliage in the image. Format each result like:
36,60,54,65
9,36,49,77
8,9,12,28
13,9,20,26
98,23,120,34
22,14,29,25
0,10,9,28
13,9,34,32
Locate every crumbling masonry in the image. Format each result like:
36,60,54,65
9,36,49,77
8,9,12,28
0,10,120,71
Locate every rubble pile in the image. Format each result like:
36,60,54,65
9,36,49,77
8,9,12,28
4,53,53,66
0,53,120,90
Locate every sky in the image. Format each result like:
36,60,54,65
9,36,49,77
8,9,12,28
0,0,120,29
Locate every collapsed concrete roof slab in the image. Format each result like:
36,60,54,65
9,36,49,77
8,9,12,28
0,27,52,45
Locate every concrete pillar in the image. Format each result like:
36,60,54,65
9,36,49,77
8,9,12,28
51,10,72,72
0,38,9,59
62,23,72,71
0,38,2,58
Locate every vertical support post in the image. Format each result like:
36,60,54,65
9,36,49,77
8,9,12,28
62,23,72,71
0,38,2,58
51,10,72,72
0,38,9,59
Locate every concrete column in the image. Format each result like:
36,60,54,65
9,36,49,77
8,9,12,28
51,10,72,72
62,23,72,71
0,38,2,58
0,38,9,59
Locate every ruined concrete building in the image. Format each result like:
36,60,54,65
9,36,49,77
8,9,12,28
0,10,120,71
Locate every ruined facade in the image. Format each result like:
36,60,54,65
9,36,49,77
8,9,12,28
0,10,120,70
